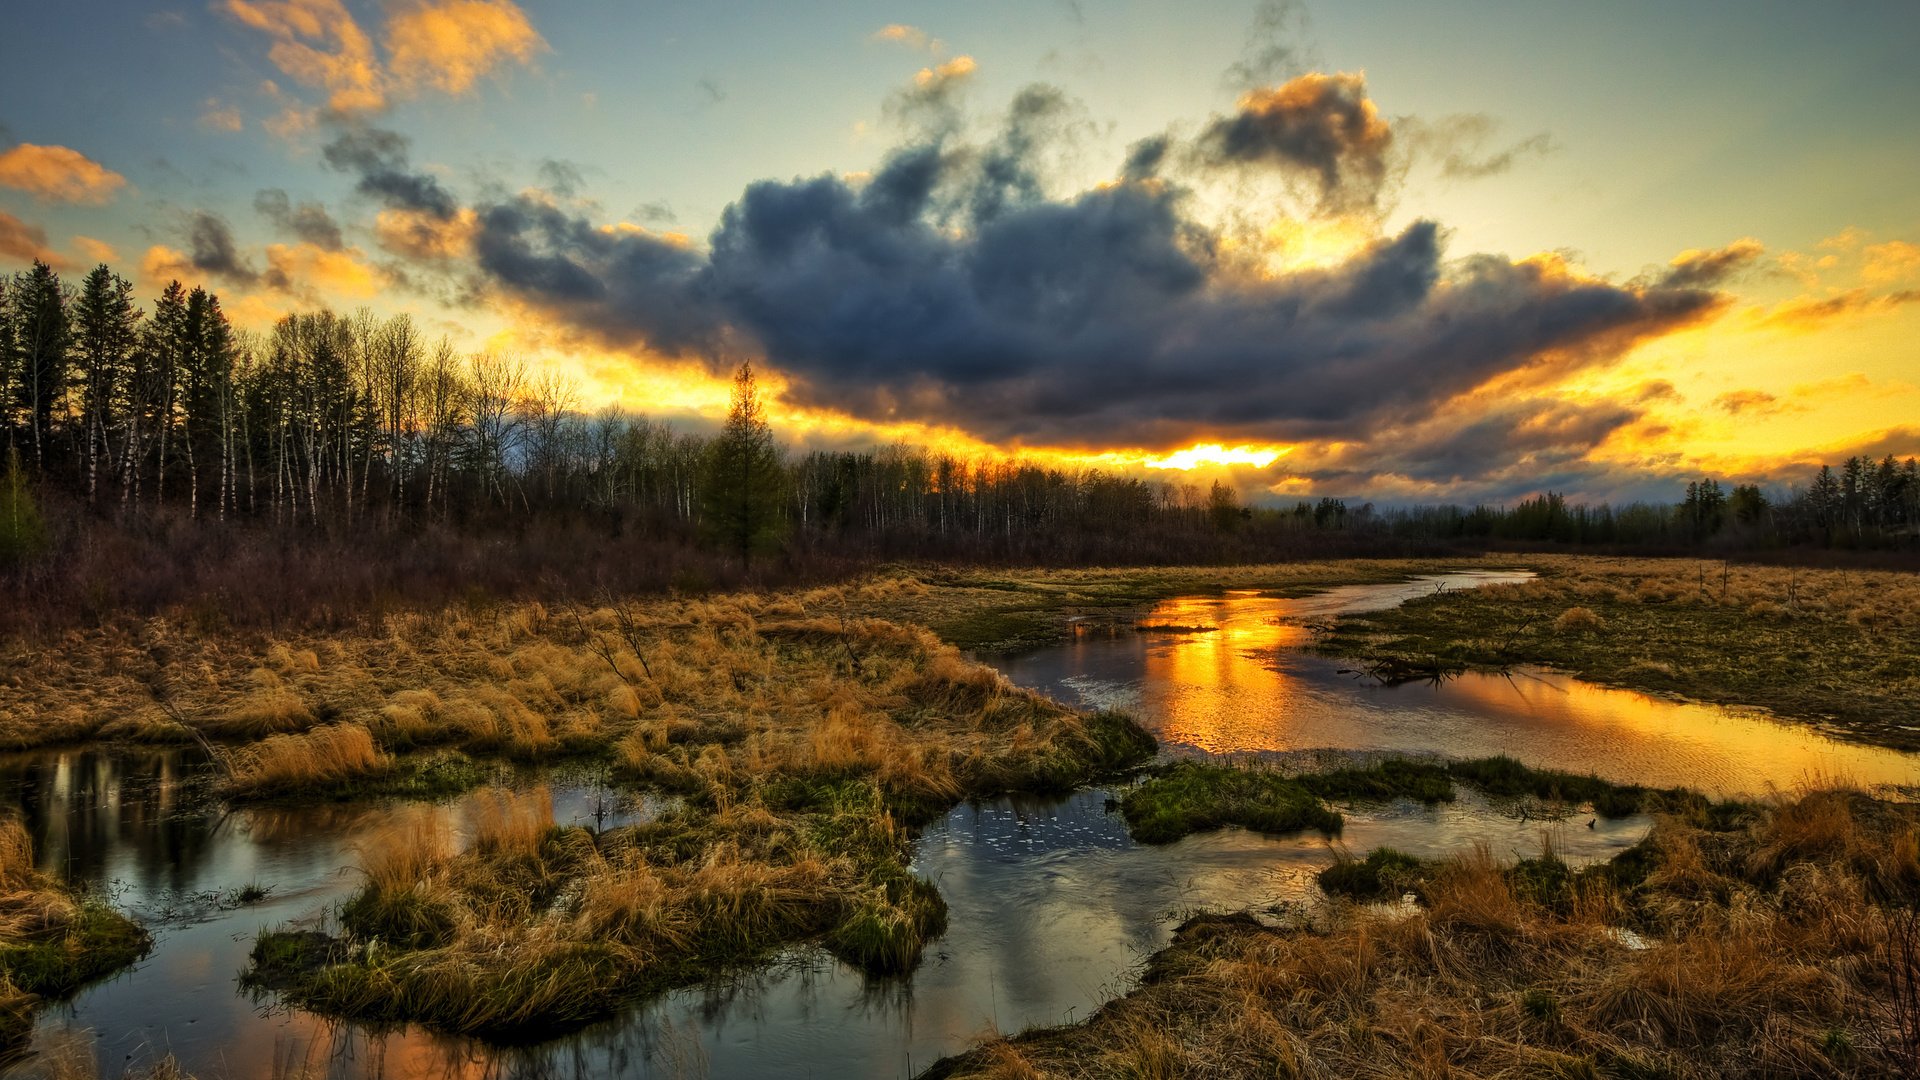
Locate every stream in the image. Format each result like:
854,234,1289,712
6,571,1916,1078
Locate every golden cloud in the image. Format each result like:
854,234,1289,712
0,211,65,268
385,0,545,95
72,236,118,264
914,55,976,89
871,23,940,52
222,0,386,113
0,144,128,204
140,244,196,285
374,206,480,261
1863,240,1920,286
224,0,542,115
265,241,387,299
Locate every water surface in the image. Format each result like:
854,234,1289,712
998,572,1919,796
10,571,1913,1078
4,754,1638,1080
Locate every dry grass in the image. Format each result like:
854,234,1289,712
236,595,1150,1038
222,723,388,799
928,786,1920,1079
0,559,1482,758
253,778,951,1038
1323,554,1920,750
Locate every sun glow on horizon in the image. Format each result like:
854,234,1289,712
1145,443,1290,470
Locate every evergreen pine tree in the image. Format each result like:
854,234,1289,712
73,265,140,504
700,362,785,562
10,262,70,472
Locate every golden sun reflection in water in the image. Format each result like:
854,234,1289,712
1064,588,1920,797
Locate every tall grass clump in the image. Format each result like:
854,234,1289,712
223,723,387,798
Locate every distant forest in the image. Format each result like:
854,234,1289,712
1,262,1915,629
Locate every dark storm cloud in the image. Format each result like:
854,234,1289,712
690,157,1714,446
967,85,1078,223
372,76,1727,453
1121,135,1171,182
468,126,1716,447
321,126,459,219
1358,400,1643,485
471,193,717,354
1195,72,1394,214
182,210,256,283
253,188,344,250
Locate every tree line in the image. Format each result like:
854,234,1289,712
1,259,1914,594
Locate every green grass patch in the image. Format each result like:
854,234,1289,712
1302,759,1457,804
1448,755,1648,817
1318,846,1425,900
0,898,150,998
1122,761,1343,844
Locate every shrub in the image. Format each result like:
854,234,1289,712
1553,606,1605,633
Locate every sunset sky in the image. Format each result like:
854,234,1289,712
2,0,1915,503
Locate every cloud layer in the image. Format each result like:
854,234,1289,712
347,72,1723,453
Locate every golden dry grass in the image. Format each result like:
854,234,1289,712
223,723,387,798
237,595,1150,1037
0,558,1484,758
930,787,1920,1079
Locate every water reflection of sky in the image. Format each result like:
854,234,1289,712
998,573,1920,797
8,572,1916,1079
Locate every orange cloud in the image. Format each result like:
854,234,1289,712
224,0,541,115
72,236,118,264
1146,443,1289,470
0,144,128,204
140,244,196,285
385,0,545,95
0,211,65,268
223,0,386,113
914,55,976,89
374,206,479,260
264,241,387,298
871,23,941,53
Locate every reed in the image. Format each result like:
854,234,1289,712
223,723,387,798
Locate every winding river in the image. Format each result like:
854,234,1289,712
6,572,1916,1079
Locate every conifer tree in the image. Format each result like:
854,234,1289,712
73,265,140,504
10,262,70,472
700,361,785,562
